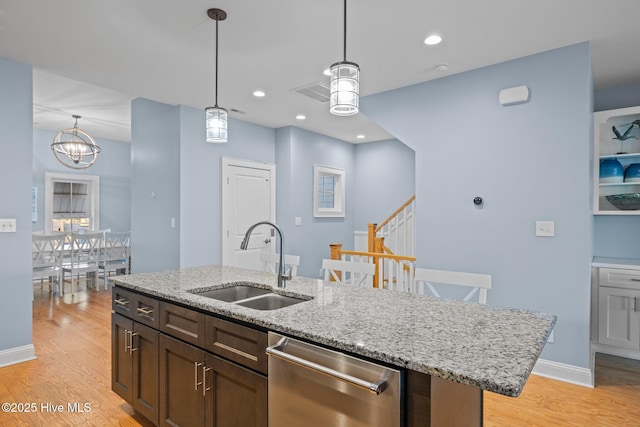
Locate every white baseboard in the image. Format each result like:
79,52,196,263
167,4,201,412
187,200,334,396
0,344,36,368
531,358,593,388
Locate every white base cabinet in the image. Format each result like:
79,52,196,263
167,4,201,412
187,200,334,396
593,263,640,359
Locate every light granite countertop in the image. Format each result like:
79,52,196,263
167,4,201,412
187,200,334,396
112,265,555,397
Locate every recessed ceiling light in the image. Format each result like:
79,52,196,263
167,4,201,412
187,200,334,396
253,90,266,97
424,34,442,46
356,134,365,139
323,68,331,76
296,114,306,120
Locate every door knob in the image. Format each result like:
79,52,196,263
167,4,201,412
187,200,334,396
264,238,271,244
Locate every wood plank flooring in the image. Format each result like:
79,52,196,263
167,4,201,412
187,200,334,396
1,284,639,426
0,284,153,427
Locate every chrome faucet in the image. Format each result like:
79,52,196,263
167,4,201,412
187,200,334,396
240,221,290,289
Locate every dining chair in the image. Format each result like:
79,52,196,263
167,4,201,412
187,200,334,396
321,259,375,287
413,268,492,304
61,231,104,295
261,251,300,278
32,233,65,292
100,231,131,289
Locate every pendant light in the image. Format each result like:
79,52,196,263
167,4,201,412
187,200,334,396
205,8,228,143
50,115,101,169
329,0,359,116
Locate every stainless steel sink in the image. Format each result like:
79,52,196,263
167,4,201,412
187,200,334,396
234,293,308,310
190,285,271,302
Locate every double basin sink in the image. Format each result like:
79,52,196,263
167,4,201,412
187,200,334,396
190,284,310,311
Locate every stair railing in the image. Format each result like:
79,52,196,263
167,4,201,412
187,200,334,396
330,243,416,291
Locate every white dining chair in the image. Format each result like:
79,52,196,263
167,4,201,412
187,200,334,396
414,268,492,304
322,259,375,287
99,231,131,288
32,233,65,292
261,251,300,278
61,231,104,295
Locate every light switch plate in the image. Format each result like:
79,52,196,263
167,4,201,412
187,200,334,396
0,218,17,233
535,221,554,237
295,217,302,226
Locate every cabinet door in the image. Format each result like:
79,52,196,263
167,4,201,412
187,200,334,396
598,286,640,350
112,314,133,402
132,322,159,425
206,354,267,427
159,335,206,427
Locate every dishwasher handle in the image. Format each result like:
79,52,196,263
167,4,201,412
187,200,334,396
266,337,388,395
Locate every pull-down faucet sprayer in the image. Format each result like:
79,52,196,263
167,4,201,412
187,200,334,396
240,221,290,289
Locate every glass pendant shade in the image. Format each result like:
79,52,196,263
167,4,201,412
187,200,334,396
205,106,228,143
50,117,101,169
330,61,360,116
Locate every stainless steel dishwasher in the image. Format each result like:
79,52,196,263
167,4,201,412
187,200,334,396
266,332,402,427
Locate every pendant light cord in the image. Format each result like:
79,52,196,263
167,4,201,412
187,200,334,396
343,0,347,62
215,17,219,108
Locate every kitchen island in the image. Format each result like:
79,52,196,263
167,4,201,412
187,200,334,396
112,265,555,426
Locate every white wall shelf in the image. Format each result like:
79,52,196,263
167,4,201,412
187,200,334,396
594,106,640,215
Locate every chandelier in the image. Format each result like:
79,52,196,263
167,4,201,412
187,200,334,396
50,115,101,169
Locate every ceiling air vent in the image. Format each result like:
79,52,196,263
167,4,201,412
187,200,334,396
293,82,330,103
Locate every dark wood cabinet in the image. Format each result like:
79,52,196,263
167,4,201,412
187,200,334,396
114,286,268,427
112,313,159,425
205,316,268,375
158,334,268,427
206,354,267,427
159,334,206,427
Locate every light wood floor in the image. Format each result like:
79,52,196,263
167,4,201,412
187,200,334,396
1,284,639,426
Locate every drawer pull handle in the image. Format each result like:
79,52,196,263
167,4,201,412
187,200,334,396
124,329,131,353
137,306,154,316
194,362,203,391
203,366,213,396
635,297,639,313
130,332,139,353
115,298,129,306
630,278,640,282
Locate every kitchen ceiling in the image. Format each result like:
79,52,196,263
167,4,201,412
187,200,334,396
1,0,640,144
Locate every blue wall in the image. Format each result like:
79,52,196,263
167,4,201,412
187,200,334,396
0,57,33,354
593,82,640,258
276,127,356,278
130,98,181,273
361,43,594,368
594,81,640,112
179,105,275,268
32,128,131,233
353,139,415,230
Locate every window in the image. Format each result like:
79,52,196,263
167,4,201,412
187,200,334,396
314,165,345,217
44,172,100,233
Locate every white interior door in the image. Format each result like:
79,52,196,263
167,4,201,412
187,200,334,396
222,158,276,270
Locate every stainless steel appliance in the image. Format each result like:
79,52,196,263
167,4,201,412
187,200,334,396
266,332,402,427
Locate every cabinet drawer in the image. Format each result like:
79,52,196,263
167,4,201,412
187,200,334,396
113,287,135,317
599,268,640,290
205,316,268,375
133,293,160,329
160,302,206,347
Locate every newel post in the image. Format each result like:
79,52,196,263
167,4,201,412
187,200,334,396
329,243,343,282
367,223,377,253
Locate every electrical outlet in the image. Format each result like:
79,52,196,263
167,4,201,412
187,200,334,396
0,218,16,233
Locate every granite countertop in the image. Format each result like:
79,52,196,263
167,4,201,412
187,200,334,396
112,265,555,397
